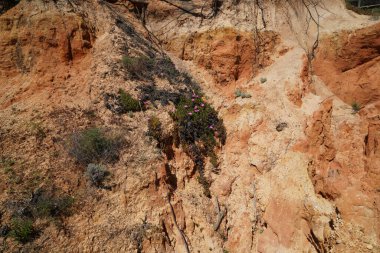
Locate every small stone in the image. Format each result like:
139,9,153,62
335,238,342,244
276,122,288,132
366,244,373,250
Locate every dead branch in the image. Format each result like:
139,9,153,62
255,0,266,29
160,0,205,17
252,182,259,232
167,195,190,253
213,197,226,231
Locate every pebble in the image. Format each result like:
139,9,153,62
366,244,373,250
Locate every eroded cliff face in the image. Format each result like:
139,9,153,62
313,23,380,106
0,0,379,252
164,28,280,85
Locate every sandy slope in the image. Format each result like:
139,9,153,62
0,0,379,252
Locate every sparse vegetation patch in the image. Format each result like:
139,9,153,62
68,127,124,165
147,116,162,142
104,89,143,114
30,189,74,218
3,188,74,244
86,163,110,188
351,101,361,113
30,122,46,144
122,55,186,85
235,89,252,98
260,77,267,83
118,88,141,113
9,218,35,243
122,55,155,80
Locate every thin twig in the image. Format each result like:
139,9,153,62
213,197,226,231
167,195,190,253
160,0,205,17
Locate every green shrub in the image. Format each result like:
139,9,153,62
260,77,267,83
86,163,110,187
69,128,124,165
173,95,226,151
122,55,182,84
10,218,35,243
209,151,219,168
147,116,162,142
34,196,74,218
122,55,155,79
118,88,141,113
30,122,46,143
234,89,251,98
30,189,74,218
351,101,361,113
172,94,226,197
197,175,211,198
0,156,15,170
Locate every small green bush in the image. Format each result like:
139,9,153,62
30,122,46,143
33,196,74,218
209,151,219,168
173,95,226,151
30,189,74,218
86,163,110,187
197,175,211,198
234,89,251,98
147,116,162,142
118,88,141,113
351,102,361,113
10,218,35,243
122,55,183,84
122,55,155,79
0,156,15,170
69,128,124,165
260,77,267,83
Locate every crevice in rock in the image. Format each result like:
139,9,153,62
165,163,177,193
66,35,74,62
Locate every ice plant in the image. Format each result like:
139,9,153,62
171,94,227,198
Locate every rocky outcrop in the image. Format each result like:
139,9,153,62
313,23,380,106
165,28,279,85
294,98,380,251
0,1,94,77
0,0,96,110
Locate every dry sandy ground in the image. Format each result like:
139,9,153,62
0,0,379,252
